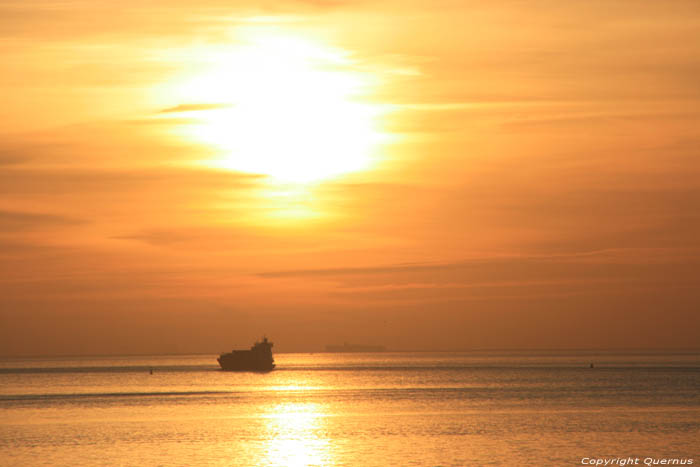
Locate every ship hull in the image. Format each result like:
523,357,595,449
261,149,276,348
217,354,275,372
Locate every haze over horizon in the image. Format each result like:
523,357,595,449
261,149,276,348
2,0,699,356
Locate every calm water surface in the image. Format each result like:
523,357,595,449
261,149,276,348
1,352,699,466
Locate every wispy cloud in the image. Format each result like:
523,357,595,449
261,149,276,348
0,210,84,232
258,248,700,279
158,103,233,114
0,167,262,195
114,229,202,246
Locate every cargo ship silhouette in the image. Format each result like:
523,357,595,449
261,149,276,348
217,337,275,371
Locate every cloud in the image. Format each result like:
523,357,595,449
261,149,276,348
0,210,84,232
0,239,76,258
0,152,31,166
259,249,700,285
114,230,201,246
0,167,262,195
257,251,649,278
0,140,73,166
256,251,700,308
158,103,233,113
259,260,460,278
500,110,700,131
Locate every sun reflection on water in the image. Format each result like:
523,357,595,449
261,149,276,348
261,402,333,467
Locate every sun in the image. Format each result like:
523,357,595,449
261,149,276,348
169,29,388,183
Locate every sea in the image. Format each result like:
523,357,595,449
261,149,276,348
1,351,698,466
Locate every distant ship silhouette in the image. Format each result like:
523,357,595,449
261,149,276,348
217,337,275,371
325,342,386,353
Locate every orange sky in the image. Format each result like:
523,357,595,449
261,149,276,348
1,0,699,355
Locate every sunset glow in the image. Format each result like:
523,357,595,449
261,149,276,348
1,1,699,355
